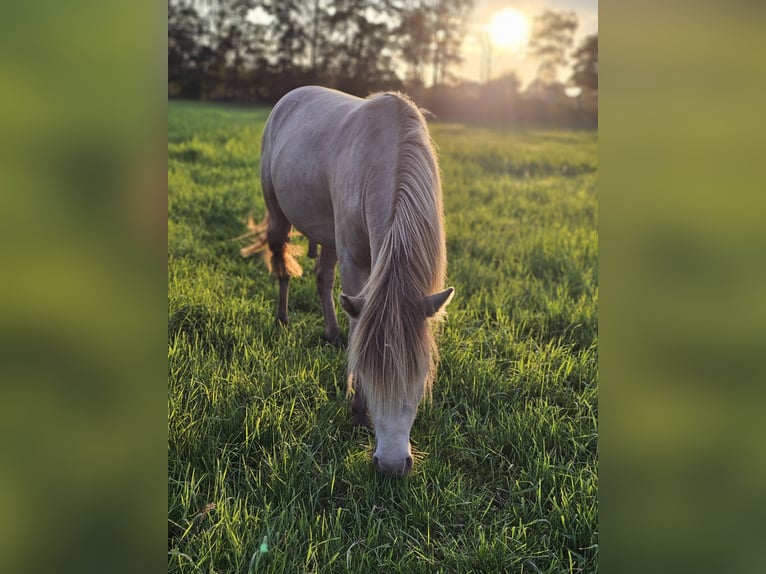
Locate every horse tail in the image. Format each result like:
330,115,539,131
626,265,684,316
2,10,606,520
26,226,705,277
266,241,304,278
237,212,304,278
238,212,270,258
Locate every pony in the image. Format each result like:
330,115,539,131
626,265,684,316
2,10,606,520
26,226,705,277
252,86,454,476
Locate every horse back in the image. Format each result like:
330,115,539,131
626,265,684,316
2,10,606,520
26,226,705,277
261,87,400,257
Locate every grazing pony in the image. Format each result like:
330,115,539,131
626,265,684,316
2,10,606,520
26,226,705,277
253,86,453,476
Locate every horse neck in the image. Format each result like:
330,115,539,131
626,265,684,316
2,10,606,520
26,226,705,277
365,178,446,303
359,94,446,298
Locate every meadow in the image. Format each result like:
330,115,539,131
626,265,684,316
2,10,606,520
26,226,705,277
168,100,598,573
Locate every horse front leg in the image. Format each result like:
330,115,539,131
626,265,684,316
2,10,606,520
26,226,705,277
349,375,371,429
338,255,371,428
315,245,342,345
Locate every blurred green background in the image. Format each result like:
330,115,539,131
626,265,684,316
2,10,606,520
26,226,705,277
1,0,765,573
601,2,766,572
0,1,165,573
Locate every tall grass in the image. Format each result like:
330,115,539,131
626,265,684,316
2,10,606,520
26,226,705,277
168,101,598,573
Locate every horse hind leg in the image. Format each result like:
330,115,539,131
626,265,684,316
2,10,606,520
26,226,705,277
265,212,303,326
273,249,291,326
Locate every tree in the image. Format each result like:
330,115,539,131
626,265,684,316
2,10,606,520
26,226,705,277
397,0,473,88
316,0,403,95
169,0,271,100
430,0,473,86
398,7,430,86
264,0,309,75
528,10,578,86
167,0,476,102
168,1,214,98
570,34,597,95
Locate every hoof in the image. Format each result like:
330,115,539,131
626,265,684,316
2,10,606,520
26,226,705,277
276,315,289,327
321,331,345,347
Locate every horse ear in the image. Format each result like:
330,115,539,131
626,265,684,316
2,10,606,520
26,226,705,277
424,287,455,318
339,293,364,318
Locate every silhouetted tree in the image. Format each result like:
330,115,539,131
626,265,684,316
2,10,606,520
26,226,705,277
311,0,401,96
165,0,596,128
264,0,309,75
395,0,473,90
398,7,430,87
570,33,597,95
568,33,597,126
169,0,272,100
528,10,578,86
168,1,216,98
431,0,473,86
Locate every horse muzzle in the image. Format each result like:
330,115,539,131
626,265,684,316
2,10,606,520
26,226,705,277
373,454,414,476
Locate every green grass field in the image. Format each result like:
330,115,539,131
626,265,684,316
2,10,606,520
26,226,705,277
168,100,598,573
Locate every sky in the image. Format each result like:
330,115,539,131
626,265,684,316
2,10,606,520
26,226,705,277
457,0,598,88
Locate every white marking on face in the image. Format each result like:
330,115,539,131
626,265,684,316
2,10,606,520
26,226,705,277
371,402,418,476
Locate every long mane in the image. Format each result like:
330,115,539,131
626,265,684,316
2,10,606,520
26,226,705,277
347,93,447,416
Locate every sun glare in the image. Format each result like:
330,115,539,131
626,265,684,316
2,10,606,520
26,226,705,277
488,8,530,49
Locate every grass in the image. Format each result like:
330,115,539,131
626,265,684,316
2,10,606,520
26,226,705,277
168,100,598,573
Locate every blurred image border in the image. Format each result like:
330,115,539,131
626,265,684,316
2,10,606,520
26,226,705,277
2,0,765,572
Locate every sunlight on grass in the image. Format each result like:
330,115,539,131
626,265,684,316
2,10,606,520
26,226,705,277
168,102,597,573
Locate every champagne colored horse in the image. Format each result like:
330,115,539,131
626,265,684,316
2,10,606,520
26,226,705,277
255,86,453,476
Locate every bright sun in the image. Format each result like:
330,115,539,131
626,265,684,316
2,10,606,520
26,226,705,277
488,8,530,49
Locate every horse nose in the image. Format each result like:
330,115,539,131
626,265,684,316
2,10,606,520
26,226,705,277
373,455,413,476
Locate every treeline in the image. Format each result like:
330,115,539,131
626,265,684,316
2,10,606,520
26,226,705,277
168,1,597,127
